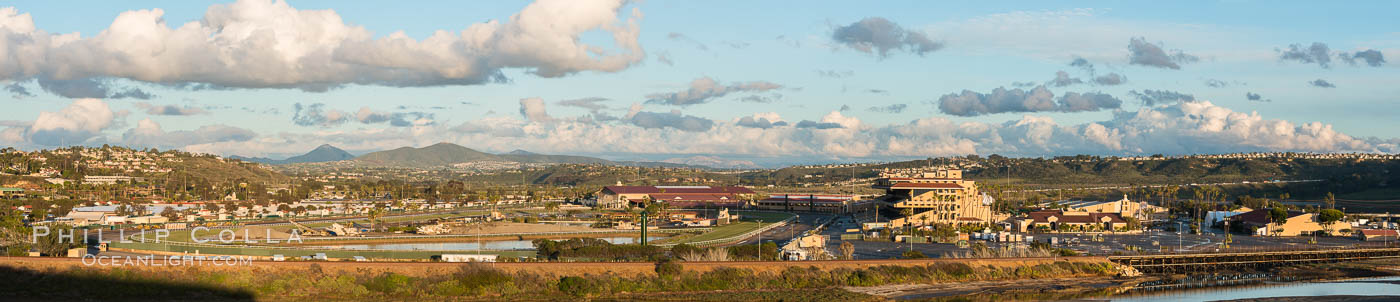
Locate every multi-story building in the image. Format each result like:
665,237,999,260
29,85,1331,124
593,185,756,209
755,194,875,214
873,169,996,227
1041,195,1167,222
83,175,136,185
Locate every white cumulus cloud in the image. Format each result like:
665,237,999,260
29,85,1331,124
0,0,644,94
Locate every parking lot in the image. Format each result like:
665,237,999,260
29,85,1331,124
823,214,1376,259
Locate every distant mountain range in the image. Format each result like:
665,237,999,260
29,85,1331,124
662,155,760,169
236,142,704,168
231,144,355,165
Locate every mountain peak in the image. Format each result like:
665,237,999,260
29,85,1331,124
354,142,492,167
239,144,353,165
505,149,537,155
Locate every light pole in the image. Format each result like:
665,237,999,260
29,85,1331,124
1177,221,1183,252
756,229,762,261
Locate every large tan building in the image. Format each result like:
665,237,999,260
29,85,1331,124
873,169,996,227
1044,195,1167,222
1230,209,1350,237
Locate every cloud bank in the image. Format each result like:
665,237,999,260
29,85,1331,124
133,102,207,116
644,77,782,106
831,17,943,58
0,0,644,94
167,100,1397,160
1127,37,1198,69
937,86,1123,117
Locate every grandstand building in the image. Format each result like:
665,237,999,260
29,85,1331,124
872,169,997,227
594,185,756,209
755,194,874,214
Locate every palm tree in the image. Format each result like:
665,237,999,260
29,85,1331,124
900,208,915,231
545,202,560,215
367,206,385,231
919,214,930,235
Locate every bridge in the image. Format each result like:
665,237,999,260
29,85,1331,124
1108,247,1400,274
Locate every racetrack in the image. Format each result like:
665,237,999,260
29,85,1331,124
0,255,1111,278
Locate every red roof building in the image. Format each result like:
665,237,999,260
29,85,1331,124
1016,210,1127,232
1357,229,1399,241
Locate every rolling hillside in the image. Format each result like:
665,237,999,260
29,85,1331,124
349,143,706,168
354,143,500,166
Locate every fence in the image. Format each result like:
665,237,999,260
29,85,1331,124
115,227,702,259
108,239,535,260
111,209,794,258
293,228,704,241
655,215,797,248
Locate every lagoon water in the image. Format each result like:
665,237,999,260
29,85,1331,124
308,236,661,251
1114,276,1400,301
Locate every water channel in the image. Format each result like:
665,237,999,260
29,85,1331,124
1113,276,1400,301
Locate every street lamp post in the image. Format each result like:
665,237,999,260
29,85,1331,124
1177,221,1183,252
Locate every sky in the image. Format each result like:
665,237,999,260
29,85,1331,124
0,0,1397,167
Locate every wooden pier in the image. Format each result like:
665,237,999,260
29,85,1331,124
1109,247,1400,274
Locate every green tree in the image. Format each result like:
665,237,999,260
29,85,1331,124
159,206,180,221
544,202,560,215
840,241,855,260
1317,209,1344,224
1123,217,1141,231
1269,207,1289,225
33,224,81,256
367,206,385,231
900,208,915,233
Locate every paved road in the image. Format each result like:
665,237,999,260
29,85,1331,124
822,212,1375,259
732,213,831,247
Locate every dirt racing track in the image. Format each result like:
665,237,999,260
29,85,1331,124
0,256,1111,278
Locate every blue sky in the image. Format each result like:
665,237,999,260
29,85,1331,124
0,0,1396,167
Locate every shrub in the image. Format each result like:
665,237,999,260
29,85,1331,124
361,272,414,294
557,276,596,297
454,264,513,292
901,250,927,259
670,243,702,257
654,259,683,277
844,270,882,286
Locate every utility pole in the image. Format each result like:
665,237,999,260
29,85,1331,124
639,210,648,246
